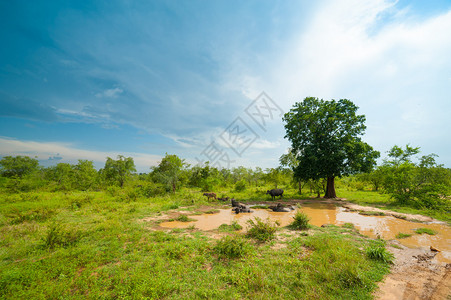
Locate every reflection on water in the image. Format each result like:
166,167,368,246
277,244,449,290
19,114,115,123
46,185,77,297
159,203,451,263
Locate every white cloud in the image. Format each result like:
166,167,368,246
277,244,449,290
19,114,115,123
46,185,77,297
95,87,123,98
0,137,161,172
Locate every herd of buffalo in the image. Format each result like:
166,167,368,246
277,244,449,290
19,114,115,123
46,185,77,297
203,189,290,214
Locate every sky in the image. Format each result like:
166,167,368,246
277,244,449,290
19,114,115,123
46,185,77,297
1,0,451,173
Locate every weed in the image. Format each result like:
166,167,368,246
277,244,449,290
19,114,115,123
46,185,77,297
414,228,437,235
246,217,278,242
289,211,310,230
213,235,252,259
395,233,412,239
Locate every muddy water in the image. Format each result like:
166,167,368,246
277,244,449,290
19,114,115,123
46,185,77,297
160,203,451,263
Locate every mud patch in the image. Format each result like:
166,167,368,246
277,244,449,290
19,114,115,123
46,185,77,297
375,242,451,299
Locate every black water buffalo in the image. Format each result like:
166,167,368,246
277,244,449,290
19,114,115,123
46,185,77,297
231,199,252,213
268,203,294,212
232,204,252,214
266,189,284,200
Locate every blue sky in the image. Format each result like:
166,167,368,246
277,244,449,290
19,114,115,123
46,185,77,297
1,0,451,172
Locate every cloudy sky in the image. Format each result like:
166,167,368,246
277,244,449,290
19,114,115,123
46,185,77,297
1,0,450,172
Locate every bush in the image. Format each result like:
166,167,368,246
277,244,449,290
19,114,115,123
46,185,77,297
290,211,310,230
246,217,278,242
213,235,252,259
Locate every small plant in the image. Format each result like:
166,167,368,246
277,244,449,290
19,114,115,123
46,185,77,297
290,211,310,230
213,235,251,259
395,233,412,239
218,221,242,232
414,228,436,235
366,245,393,264
246,217,278,242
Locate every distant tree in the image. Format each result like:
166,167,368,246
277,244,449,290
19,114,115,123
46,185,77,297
152,153,188,193
46,163,74,190
265,168,283,189
73,160,98,190
381,145,450,208
102,155,136,187
0,155,40,178
283,97,379,198
280,148,305,194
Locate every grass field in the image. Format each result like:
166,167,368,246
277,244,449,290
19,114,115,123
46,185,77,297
0,187,394,299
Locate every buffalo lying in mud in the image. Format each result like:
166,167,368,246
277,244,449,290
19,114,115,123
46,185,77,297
203,192,216,200
268,203,295,212
231,198,252,214
266,189,284,200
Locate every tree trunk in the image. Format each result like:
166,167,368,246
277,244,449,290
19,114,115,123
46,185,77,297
324,176,336,198
298,181,302,195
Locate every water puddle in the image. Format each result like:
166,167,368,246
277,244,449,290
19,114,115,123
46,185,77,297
160,203,451,263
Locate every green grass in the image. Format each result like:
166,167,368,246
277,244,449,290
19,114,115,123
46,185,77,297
414,228,437,235
0,188,394,299
395,233,412,239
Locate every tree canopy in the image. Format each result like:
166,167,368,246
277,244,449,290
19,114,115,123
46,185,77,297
283,97,379,198
102,155,136,187
0,155,40,178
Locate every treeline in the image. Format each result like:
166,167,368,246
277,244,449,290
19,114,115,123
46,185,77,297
0,154,294,195
1,145,450,212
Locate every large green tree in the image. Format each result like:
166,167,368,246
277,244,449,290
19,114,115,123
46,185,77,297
283,97,379,198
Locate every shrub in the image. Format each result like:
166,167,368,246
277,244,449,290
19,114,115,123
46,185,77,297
290,211,310,230
246,217,278,242
366,245,393,264
213,235,251,259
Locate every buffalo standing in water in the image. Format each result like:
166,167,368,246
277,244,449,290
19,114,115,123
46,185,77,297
266,189,284,200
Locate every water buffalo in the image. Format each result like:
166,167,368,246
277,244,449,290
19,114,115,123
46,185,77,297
203,192,217,200
217,196,230,202
232,204,252,214
266,189,284,200
268,203,294,212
